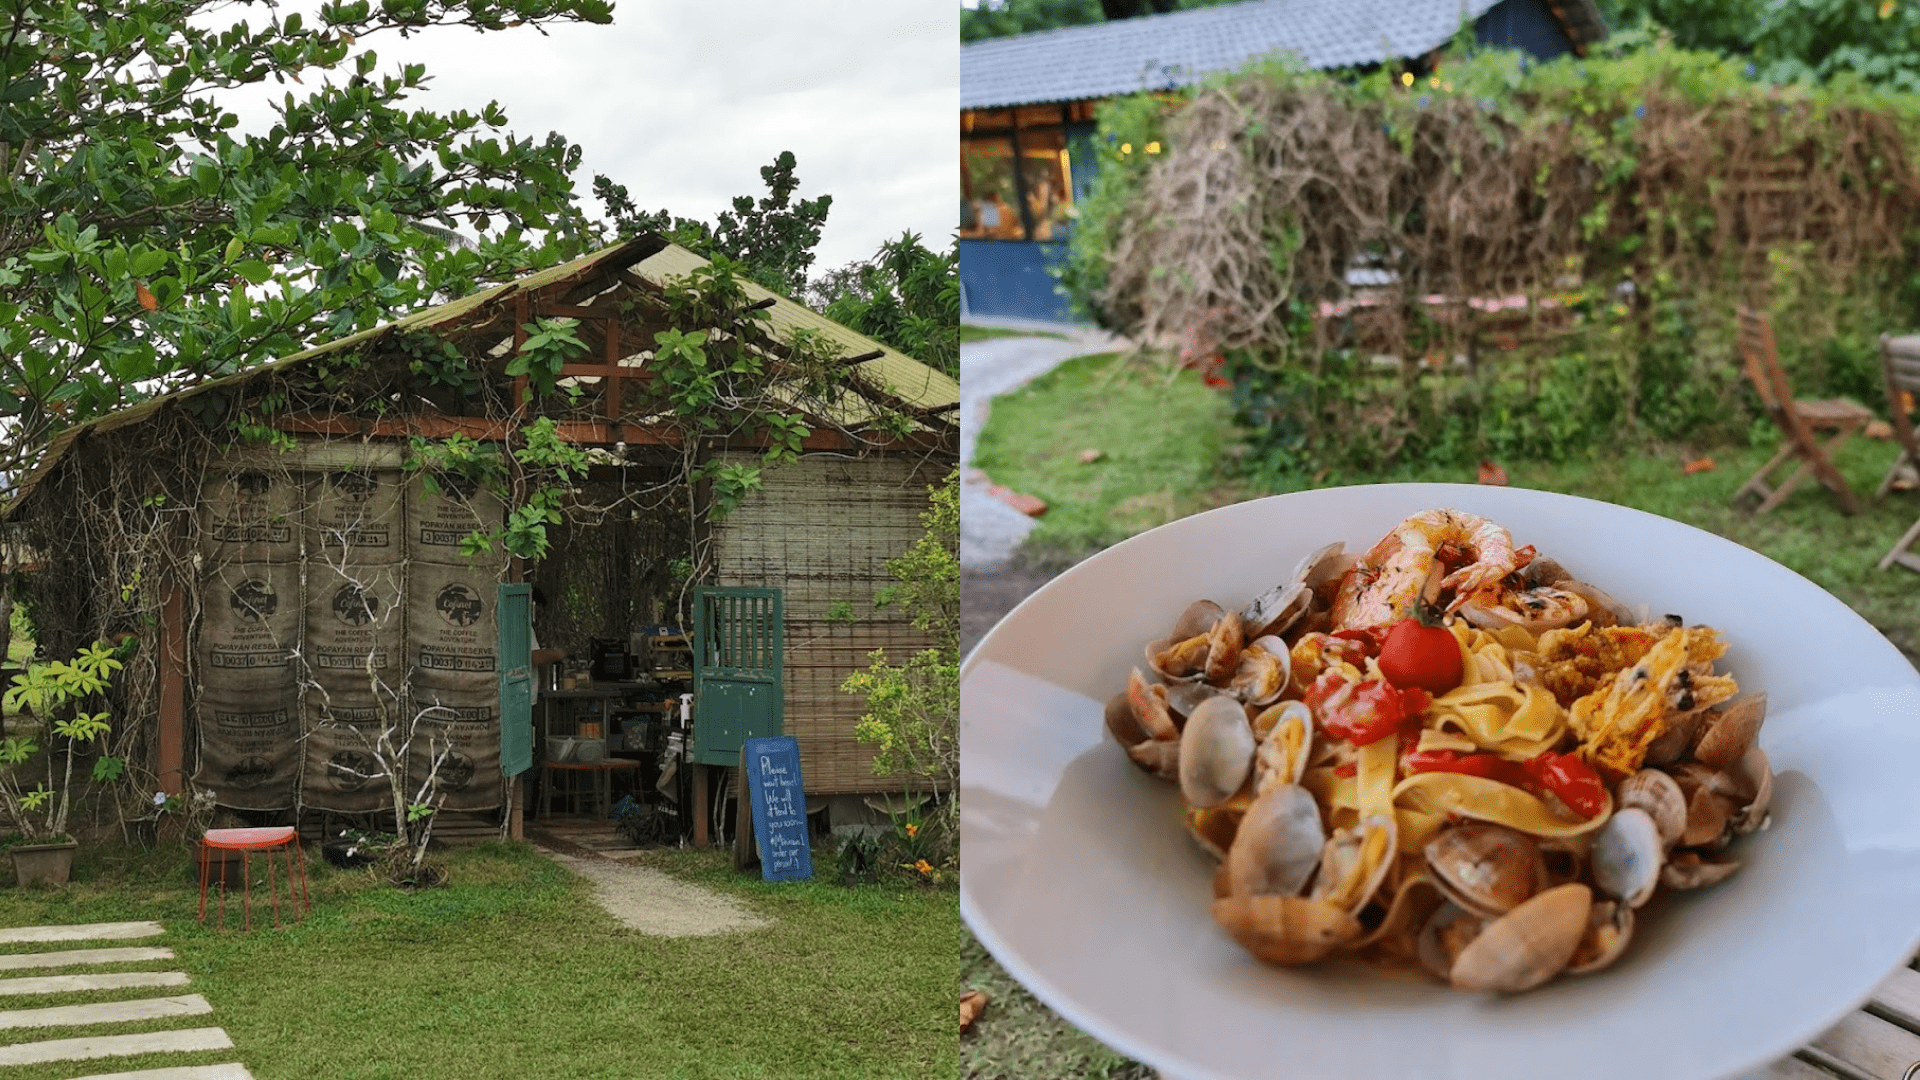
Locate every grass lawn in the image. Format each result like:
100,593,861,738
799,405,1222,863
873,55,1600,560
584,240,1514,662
0,840,958,1080
970,349,1920,660
960,325,1069,344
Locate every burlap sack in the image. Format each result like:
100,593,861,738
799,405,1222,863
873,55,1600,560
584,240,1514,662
303,562,404,696
197,562,301,693
198,468,302,564
305,469,404,563
408,473,505,566
407,689,504,812
191,685,300,810
406,561,499,693
299,695,397,814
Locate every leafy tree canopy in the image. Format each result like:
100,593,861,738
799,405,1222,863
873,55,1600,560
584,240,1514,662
810,232,959,378
0,0,614,483
1601,0,1920,90
961,0,1244,43
593,150,831,298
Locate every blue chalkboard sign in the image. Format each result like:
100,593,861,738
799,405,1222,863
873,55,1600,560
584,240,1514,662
743,736,812,882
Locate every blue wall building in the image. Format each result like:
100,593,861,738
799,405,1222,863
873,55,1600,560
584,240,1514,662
960,0,1609,322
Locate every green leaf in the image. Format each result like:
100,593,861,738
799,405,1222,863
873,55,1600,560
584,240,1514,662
234,259,273,285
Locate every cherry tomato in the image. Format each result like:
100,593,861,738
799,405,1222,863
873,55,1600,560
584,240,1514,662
1401,749,1531,788
1377,616,1464,695
1524,752,1608,819
1315,678,1431,747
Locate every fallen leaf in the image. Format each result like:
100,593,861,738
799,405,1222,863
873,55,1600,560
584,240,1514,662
1477,460,1509,486
1078,448,1104,464
135,282,157,312
960,989,989,1034
1866,420,1894,440
987,484,1048,517
1682,456,1716,475
1902,391,1915,414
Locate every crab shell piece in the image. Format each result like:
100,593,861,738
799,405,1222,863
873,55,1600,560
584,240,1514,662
1224,783,1325,898
1213,894,1362,966
1446,883,1594,993
1424,823,1548,920
1566,898,1634,975
1591,807,1664,909
1693,692,1766,768
1179,695,1257,809
1616,768,1688,848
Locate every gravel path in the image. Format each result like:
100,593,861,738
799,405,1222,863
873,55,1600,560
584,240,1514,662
960,319,1127,571
543,850,769,937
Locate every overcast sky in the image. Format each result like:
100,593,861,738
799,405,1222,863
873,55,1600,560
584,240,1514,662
221,0,958,276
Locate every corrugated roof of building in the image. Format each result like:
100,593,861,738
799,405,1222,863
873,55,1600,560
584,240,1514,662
5,235,956,516
963,0,1505,109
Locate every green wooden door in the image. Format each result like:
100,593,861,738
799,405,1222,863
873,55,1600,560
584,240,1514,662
497,584,533,776
692,587,783,767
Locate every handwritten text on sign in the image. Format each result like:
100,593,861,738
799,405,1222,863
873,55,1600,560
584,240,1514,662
744,735,812,882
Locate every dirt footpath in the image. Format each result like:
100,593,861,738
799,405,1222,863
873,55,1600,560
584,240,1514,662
541,849,769,937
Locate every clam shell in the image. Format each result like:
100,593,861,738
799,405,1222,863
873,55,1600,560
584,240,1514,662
1617,769,1687,847
1661,850,1741,890
1227,635,1292,706
1166,680,1218,719
1525,557,1572,586
1213,894,1361,965
1424,823,1547,920
1292,541,1351,589
1644,710,1704,768
1243,582,1311,641
1188,802,1248,863
1179,695,1256,808
1556,579,1635,627
1171,599,1226,641
1124,738,1179,780
1145,634,1208,683
1728,746,1773,834
1125,668,1178,741
1448,883,1593,993
1566,899,1634,975
1680,781,1730,847
1224,784,1324,897
1417,902,1482,983
1202,609,1248,684
1693,692,1766,768
1457,588,1589,635
1105,690,1148,749
1311,814,1398,916
1592,807,1663,908
1253,700,1314,790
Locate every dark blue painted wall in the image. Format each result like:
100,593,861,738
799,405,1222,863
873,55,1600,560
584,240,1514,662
1475,0,1575,61
960,239,1071,322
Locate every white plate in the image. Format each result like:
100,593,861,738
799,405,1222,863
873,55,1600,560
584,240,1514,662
961,484,1920,1080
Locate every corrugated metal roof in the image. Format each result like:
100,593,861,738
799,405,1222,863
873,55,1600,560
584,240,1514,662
961,0,1505,110
5,235,957,517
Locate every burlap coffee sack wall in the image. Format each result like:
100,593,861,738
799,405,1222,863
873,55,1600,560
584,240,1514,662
407,689,504,812
191,685,300,810
303,562,404,698
199,467,302,567
305,469,404,564
299,693,403,814
408,474,505,566
405,561,502,693
197,561,302,692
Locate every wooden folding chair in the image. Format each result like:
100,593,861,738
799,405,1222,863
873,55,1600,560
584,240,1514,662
1875,333,1920,573
1731,308,1872,515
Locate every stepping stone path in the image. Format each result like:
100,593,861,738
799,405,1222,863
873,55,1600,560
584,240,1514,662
0,921,254,1078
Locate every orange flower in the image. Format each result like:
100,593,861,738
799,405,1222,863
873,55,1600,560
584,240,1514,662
905,823,919,838
914,859,934,875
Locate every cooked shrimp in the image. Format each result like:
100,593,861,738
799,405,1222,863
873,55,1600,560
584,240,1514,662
1330,509,1522,629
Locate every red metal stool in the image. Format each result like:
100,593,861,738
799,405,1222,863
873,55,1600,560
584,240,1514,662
198,827,309,930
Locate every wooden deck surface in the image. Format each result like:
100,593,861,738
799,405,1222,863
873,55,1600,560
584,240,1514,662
1741,956,1920,1080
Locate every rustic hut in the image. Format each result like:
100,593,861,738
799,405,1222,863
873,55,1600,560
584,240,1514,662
1,233,959,841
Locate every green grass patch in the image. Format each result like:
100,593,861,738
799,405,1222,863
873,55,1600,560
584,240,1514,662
970,353,1250,559
973,351,1920,660
0,840,957,1080
959,325,1069,344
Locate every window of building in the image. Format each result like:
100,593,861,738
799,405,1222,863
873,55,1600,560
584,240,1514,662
962,102,1097,243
